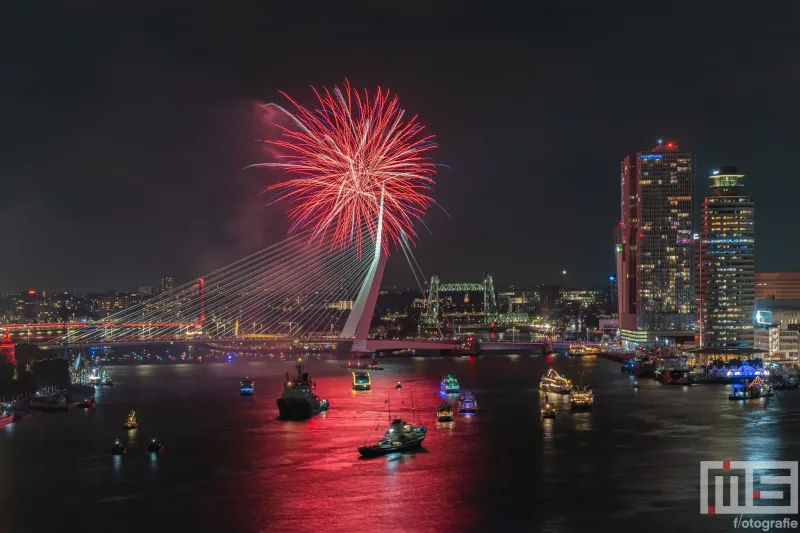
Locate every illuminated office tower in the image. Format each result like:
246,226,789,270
616,141,694,348
695,167,754,347
161,276,174,293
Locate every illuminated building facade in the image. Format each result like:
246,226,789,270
161,276,174,293
754,305,800,358
755,272,800,300
616,141,694,347
695,167,754,347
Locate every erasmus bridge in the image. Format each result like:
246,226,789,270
21,81,549,355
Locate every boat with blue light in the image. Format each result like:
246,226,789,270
458,392,477,414
540,368,571,394
240,378,254,396
352,371,371,391
276,361,329,420
729,376,773,401
440,374,460,394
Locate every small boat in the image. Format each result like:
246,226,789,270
540,368,571,394
240,378,254,396
569,387,594,410
352,371,371,391
276,362,329,420
358,419,428,458
124,410,139,430
436,402,454,422
148,439,165,453
540,402,556,419
729,376,773,401
111,439,127,455
458,392,477,414
358,391,426,458
395,381,402,390
633,381,640,389
440,374,460,394
80,397,96,408
772,376,799,390
367,362,384,371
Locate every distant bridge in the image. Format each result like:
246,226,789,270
422,273,498,326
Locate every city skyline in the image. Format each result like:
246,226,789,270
3,3,800,292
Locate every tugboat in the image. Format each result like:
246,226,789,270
240,378,254,396
458,392,477,414
436,402,454,422
276,362,329,420
540,368,571,394
111,439,127,455
569,386,594,410
148,438,165,453
540,402,556,419
124,410,139,430
440,374,460,394
352,371,371,391
358,391,427,458
729,376,773,400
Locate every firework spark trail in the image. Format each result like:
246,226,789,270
252,79,437,256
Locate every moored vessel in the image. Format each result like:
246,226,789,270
729,376,773,400
276,362,329,420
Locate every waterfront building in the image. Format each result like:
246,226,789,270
616,141,694,347
0,330,14,364
695,167,755,348
755,272,800,300
754,303,800,359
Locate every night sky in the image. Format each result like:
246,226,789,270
2,1,799,293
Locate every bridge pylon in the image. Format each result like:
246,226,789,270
422,274,441,326
339,191,387,349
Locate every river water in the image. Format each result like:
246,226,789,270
1,354,799,533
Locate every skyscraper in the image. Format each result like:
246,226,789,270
616,141,694,348
161,276,174,293
695,167,754,347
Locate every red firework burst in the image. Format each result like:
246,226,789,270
256,80,437,255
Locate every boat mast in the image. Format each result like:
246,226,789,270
411,387,415,425
387,391,391,422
